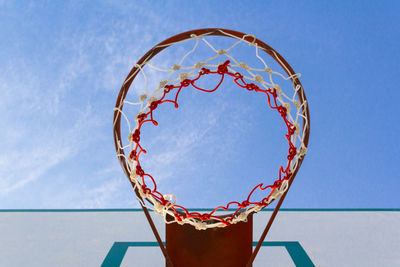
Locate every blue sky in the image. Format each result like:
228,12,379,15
0,1,399,209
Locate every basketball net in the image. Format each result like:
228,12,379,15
113,29,309,230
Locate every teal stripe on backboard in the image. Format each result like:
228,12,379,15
101,241,315,267
0,208,398,212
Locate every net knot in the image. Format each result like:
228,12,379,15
194,62,205,69
265,67,272,74
299,146,307,156
139,185,151,198
254,74,263,83
199,67,211,75
239,200,250,208
288,147,297,160
277,106,287,117
139,94,147,102
136,113,147,123
180,79,191,87
179,72,189,81
270,88,278,98
294,100,301,108
283,103,291,113
234,72,243,79
147,96,157,103
129,150,137,160
224,217,233,226
239,62,249,70
172,64,181,71
217,49,227,55
217,60,230,74
261,197,269,205
135,165,145,176
294,123,300,135
129,172,138,182
273,84,282,94
164,84,174,93
159,80,168,89
238,212,248,221
153,201,164,214
246,83,258,91
175,213,184,223
149,100,161,110
131,129,141,143
195,222,207,230
288,124,296,135
273,180,282,188
163,194,176,208
200,214,211,221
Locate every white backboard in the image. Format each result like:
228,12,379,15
0,209,398,266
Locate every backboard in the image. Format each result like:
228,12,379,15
0,209,398,266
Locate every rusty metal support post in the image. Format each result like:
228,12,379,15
166,213,253,267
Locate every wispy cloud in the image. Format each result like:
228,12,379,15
0,10,170,206
0,103,100,195
0,42,105,195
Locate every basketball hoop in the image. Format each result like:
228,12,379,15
113,28,310,265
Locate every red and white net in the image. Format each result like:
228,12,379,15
114,30,309,230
